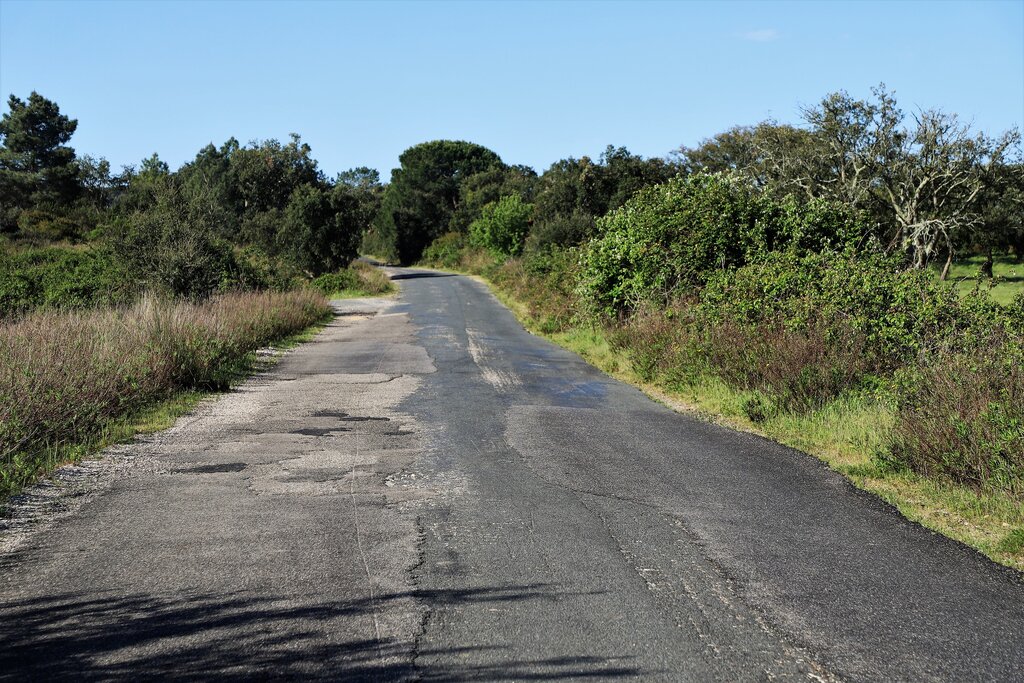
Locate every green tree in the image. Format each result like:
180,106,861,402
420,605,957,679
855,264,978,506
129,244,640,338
176,139,241,239
448,163,537,234
278,183,362,276
975,161,1024,266
335,166,384,237
469,193,534,257
530,147,677,248
113,153,172,215
676,122,813,191
231,134,323,217
373,140,503,264
0,92,81,232
112,176,237,299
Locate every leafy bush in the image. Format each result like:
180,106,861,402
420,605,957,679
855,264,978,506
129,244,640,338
15,205,94,242
0,289,331,497
421,231,468,269
0,246,134,318
280,183,362,276
311,269,360,295
694,250,1006,367
111,180,240,299
578,173,866,315
525,211,595,250
610,249,1012,413
469,193,533,257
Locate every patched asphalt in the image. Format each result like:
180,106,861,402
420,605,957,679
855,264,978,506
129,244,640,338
1,270,1022,681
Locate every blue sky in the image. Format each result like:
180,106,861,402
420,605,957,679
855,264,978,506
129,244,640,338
1,0,1022,179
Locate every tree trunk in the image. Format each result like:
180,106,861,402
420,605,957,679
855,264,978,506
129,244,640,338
939,251,953,281
980,248,994,279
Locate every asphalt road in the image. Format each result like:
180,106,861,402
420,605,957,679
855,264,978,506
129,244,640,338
2,268,1023,681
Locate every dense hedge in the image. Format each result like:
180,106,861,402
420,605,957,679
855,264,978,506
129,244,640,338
578,173,865,315
0,247,135,318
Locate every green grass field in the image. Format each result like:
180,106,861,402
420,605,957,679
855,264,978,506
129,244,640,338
939,254,1023,305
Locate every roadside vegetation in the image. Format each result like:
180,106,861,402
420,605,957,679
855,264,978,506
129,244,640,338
311,260,395,299
409,89,1024,569
0,289,331,498
0,91,378,496
2,86,1022,568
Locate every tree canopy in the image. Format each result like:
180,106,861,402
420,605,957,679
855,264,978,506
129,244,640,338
371,140,503,264
0,92,81,232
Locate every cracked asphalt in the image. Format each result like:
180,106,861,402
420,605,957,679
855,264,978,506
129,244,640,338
2,268,1023,681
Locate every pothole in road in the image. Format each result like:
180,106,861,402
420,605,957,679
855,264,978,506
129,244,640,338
291,427,353,436
179,463,247,474
312,410,391,422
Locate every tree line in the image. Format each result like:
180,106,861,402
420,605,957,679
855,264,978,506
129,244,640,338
1,86,1021,314
1,92,381,307
367,86,1021,272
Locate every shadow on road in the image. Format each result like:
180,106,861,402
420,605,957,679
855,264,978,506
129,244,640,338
389,272,458,281
0,584,642,681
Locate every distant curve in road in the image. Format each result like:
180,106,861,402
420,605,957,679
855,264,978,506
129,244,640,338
1,268,1022,682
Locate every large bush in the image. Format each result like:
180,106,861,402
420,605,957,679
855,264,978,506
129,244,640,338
279,183,361,276
578,173,866,315
698,250,1007,364
612,249,1011,414
0,246,134,318
112,179,240,299
469,194,533,257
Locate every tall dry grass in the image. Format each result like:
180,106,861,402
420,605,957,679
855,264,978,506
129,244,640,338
0,289,331,495
887,336,1024,497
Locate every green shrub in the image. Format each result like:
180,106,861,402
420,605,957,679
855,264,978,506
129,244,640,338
0,246,135,318
886,333,1023,497
578,173,867,315
421,232,468,268
109,177,262,299
469,193,533,257
693,250,988,367
611,249,1011,413
578,173,760,315
311,269,360,295
526,211,595,249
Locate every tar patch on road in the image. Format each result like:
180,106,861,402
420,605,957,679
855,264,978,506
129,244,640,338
179,463,248,474
312,410,392,422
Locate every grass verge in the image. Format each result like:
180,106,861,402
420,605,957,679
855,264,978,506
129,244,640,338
939,254,1024,306
470,267,1024,572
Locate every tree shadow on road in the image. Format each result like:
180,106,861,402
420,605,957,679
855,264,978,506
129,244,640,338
0,584,644,681
389,272,458,281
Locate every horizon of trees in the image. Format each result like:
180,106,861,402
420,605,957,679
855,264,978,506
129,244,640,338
2,86,1021,280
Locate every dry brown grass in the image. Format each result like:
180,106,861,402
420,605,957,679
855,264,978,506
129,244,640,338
0,289,331,496
888,337,1024,498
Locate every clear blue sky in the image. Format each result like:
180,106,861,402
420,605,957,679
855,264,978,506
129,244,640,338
1,0,1022,179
